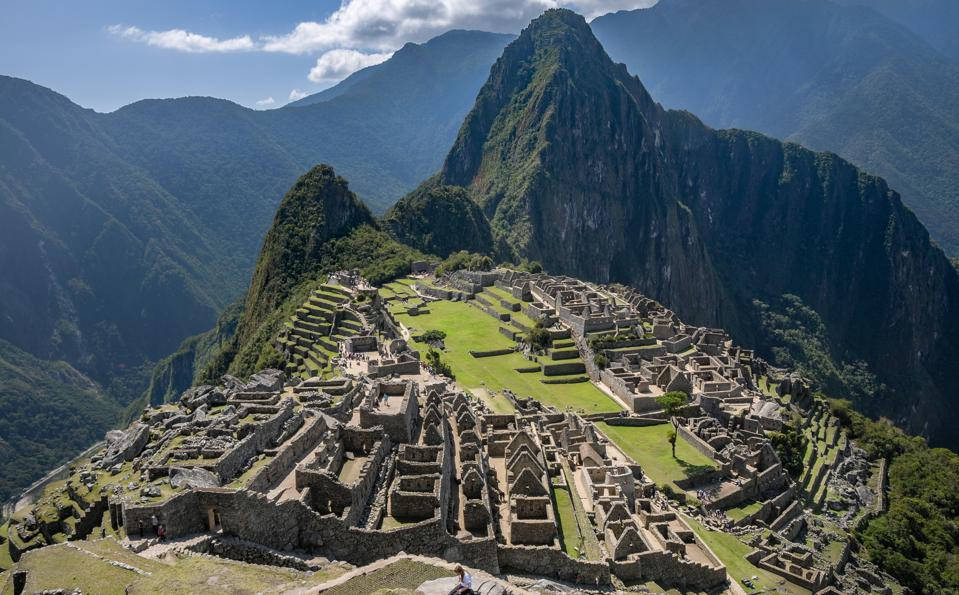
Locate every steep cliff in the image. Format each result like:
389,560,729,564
414,9,959,444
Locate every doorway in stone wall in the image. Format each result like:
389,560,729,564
206,507,222,532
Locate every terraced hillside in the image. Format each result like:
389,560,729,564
274,283,366,379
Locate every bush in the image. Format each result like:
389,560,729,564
420,329,447,343
656,391,689,418
527,323,551,350
435,250,493,277
768,421,807,478
593,353,609,369
425,348,455,380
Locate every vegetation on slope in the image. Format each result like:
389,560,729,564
829,399,959,593
0,341,116,502
753,294,884,404
201,166,424,381
384,179,493,258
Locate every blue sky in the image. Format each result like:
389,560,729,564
0,0,654,112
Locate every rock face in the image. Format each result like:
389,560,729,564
392,9,959,445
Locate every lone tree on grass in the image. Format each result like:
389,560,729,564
656,390,689,420
656,391,689,458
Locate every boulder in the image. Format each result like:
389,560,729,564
170,467,221,490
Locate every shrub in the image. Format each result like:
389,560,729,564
527,323,551,350
425,348,455,380
420,329,447,344
593,353,609,369
656,391,689,419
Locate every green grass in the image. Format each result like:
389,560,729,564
395,300,621,413
323,559,454,595
724,500,763,522
0,522,12,571
380,515,422,530
681,515,808,595
560,464,602,560
553,484,580,556
5,538,344,595
597,423,718,493
468,388,515,414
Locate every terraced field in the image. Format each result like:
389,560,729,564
392,298,621,413
276,284,358,379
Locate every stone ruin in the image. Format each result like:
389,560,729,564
4,269,887,594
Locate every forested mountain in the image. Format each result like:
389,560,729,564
390,8,959,447
835,0,959,62
590,0,959,256
0,29,509,502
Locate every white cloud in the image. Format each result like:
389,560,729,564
288,89,310,102
108,24,255,53
260,0,657,54
308,49,392,82
255,96,276,107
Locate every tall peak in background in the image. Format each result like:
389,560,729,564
391,8,959,446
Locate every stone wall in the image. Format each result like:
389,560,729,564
675,422,719,463
122,488,500,573
215,400,295,482
247,414,329,493
542,361,587,376
496,545,611,585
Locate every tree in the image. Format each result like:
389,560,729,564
425,348,454,380
593,353,609,369
668,430,678,458
768,422,807,478
527,323,551,351
656,391,689,420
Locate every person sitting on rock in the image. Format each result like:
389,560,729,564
449,565,473,595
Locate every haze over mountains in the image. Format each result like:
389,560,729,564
0,29,511,501
2,0,958,502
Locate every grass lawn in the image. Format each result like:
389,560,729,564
724,500,763,522
468,388,515,414
560,464,602,560
395,300,621,413
323,559,453,595
6,539,345,595
552,484,581,557
597,423,718,493
681,515,809,595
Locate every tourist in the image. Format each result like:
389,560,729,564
449,565,473,595
158,523,166,542
151,514,159,537
137,519,144,539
